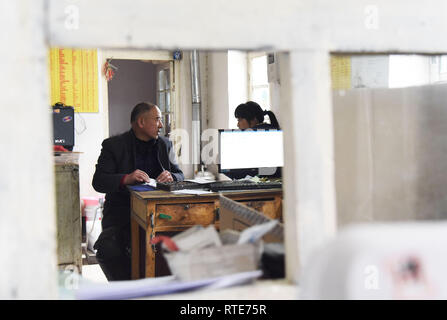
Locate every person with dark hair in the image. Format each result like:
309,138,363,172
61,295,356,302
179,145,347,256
92,102,184,281
232,101,282,179
234,101,280,130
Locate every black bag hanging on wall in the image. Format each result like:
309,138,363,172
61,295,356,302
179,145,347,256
52,102,75,151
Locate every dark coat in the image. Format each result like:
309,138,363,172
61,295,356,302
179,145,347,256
92,129,184,229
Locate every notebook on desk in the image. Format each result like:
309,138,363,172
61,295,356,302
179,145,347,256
128,184,156,192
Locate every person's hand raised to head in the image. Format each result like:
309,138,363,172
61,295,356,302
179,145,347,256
123,169,150,185
156,170,173,183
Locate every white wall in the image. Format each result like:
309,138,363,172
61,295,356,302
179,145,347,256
48,0,447,53
73,114,105,199
174,52,194,178
268,53,282,126
228,50,248,129
73,52,107,199
333,84,447,225
351,55,389,88
207,52,229,131
389,55,431,88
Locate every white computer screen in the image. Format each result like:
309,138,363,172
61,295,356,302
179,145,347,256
219,130,284,170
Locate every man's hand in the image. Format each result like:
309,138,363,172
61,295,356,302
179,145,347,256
157,170,174,183
123,169,150,185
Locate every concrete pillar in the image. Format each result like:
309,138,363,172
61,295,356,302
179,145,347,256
280,51,337,283
0,0,57,298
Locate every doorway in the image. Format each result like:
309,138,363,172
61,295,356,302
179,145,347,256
107,59,157,136
102,50,177,138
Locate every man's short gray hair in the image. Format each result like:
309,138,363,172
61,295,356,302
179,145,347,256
130,102,157,124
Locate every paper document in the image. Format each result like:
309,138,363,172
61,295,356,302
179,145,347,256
171,189,213,195
166,225,222,252
143,178,157,188
237,220,278,244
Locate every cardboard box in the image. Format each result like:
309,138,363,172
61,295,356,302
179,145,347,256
219,195,284,243
161,197,284,281
164,242,259,281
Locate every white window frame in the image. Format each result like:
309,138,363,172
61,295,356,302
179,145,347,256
247,51,271,110
100,50,179,138
439,55,447,82
155,63,175,137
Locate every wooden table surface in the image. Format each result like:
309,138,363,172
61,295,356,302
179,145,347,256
132,188,283,200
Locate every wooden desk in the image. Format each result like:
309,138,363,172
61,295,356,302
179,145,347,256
130,189,282,279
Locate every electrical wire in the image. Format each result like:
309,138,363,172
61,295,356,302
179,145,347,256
75,112,87,135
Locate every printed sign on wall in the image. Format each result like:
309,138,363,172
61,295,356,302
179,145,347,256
49,48,99,113
330,55,351,90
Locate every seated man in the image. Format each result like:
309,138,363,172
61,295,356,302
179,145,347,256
92,102,184,281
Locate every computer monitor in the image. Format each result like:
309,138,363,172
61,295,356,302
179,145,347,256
218,129,284,179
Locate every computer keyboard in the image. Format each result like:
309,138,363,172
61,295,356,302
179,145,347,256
156,181,209,191
209,180,282,192
157,179,282,192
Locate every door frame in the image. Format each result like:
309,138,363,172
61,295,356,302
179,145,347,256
99,49,180,138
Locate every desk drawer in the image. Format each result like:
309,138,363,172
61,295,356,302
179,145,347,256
155,202,216,227
237,199,279,220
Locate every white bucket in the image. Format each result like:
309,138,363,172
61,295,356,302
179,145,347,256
86,218,102,252
83,197,103,252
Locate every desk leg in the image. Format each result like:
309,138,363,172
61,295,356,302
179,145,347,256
131,216,140,280
145,228,156,277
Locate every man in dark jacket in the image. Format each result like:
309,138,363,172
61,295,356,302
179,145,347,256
92,102,184,281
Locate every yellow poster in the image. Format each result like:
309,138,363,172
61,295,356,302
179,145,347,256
330,56,351,90
49,48,99,112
